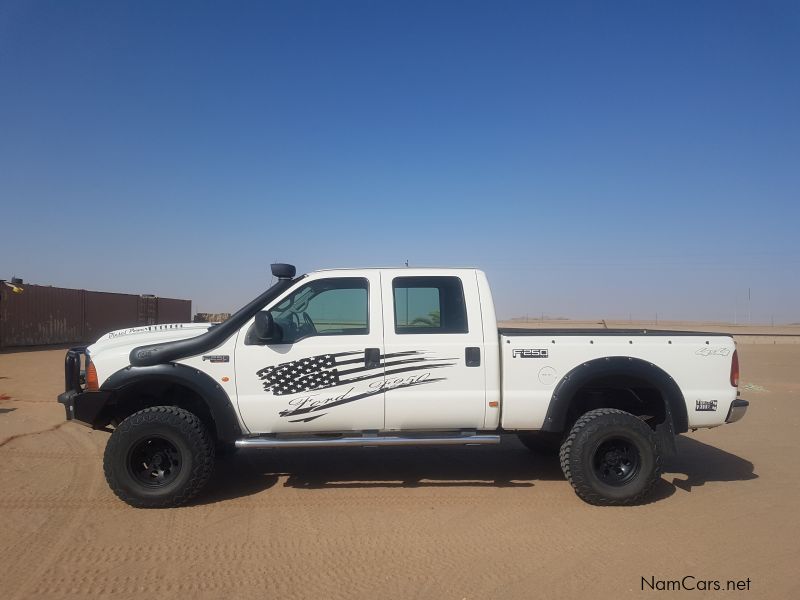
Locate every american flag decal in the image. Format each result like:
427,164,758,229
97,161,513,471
257,353,351,396
256,350,456,398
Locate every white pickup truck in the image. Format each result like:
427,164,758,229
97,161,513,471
58,264,747,508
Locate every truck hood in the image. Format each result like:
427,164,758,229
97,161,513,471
87,323,213,358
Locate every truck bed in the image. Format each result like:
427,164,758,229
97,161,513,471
497,328,737,431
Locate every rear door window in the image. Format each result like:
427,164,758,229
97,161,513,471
392,276,468,334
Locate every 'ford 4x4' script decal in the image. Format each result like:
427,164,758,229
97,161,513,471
255,351,455,422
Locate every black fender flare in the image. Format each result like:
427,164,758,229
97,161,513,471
540,356,689,434
101,363,243,442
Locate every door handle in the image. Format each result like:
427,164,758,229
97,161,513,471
365,347,381,369
465,347,481,367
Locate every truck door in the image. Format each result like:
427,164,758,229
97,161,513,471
380,270,487,430
234,273,385,434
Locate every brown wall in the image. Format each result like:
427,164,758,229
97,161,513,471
0,284,191,348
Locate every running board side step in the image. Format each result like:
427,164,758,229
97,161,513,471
235,434,501,449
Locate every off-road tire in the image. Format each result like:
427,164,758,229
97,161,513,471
517,431,562,455
104,406,215,508
559,408,661,506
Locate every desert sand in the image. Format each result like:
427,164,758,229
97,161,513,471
1,327,798,599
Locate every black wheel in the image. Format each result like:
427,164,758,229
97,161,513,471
517,431,562,455
104,406,215,508
559,408,661,506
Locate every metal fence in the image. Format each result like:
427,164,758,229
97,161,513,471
0,283,191,348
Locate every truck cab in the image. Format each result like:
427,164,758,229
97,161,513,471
228,267,500,434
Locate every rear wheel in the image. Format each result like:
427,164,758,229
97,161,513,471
559,408,661,505
104,406,215,508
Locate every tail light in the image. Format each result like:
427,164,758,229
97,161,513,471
86,360,99,391
730,350,739,387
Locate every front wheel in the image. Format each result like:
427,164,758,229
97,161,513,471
104,406,215,508
559,408,661,506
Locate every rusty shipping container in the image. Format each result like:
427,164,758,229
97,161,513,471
0,283,191,349
0,284,84,347
138,296,158,326
157,297,192,324
84,291,141,342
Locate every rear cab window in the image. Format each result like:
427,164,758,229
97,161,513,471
392,276,468,334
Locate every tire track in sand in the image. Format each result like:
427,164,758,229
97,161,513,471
2,423,103,600
0,422,69,448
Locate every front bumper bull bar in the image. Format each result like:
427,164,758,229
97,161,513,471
56,347,110,427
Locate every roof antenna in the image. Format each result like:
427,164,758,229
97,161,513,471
405,260,409,267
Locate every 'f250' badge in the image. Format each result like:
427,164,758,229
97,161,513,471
202,355,229,363
512,349,549,358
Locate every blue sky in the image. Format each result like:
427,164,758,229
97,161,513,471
1,1,798,322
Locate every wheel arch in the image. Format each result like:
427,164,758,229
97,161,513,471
99,363,243,442
540,356,689,434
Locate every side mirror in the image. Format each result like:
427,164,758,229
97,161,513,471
253,312,279,343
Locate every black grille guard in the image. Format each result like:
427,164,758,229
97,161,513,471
64,346,88,393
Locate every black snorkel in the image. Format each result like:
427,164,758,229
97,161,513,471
129,264,300,367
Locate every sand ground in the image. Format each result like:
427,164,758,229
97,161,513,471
0,336,798,599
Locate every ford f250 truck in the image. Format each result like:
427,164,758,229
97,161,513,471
58,264,748,508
